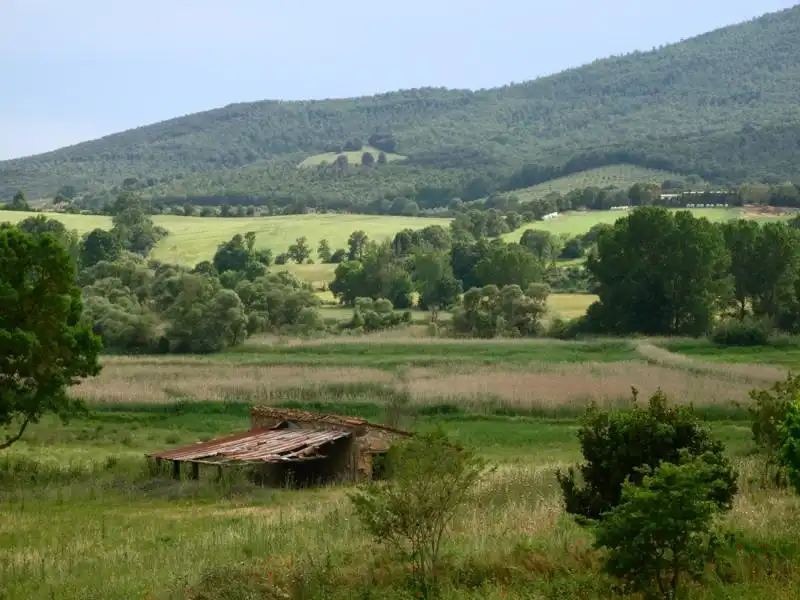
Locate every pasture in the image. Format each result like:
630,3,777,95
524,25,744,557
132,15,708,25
496,164,701,201
503,207,744,238
3,207,792,270
0,212,450,267
297,145,407,168
3,336,800,600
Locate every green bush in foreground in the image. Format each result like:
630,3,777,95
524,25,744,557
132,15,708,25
558,390,738,522
595,453,732,600
348,428,489,597
748,373,800,486
780,398,800,496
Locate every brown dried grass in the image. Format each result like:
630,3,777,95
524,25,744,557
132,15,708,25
74,361,392,404
74,355,776,409
408,361,769,409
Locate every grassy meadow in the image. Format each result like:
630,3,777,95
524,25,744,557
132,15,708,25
502,207,744,238
297,145,407,167
3,206,793,269
0,212,450,267
3,335,800,599
498,164,701,201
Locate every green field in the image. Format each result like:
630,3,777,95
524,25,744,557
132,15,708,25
2,207,793,272
3,336,799,600
298,145,406,168
499,165,700,202
0,212,450,267
503,207,746,238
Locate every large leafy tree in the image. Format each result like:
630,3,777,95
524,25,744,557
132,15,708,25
751,222,800,323
520,229,562,266
587,206,732,336
165,274,248,353
721,219,762,320
413,250,462,320
0,227,102,449
109,192,167,256
80,228,123,268
474,241,544,289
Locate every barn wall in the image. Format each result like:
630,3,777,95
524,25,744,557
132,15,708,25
248,435,358,488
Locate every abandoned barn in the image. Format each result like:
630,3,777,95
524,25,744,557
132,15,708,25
147,406,411,487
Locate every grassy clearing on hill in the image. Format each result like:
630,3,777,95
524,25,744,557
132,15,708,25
501,165,700,201
298,145,406,168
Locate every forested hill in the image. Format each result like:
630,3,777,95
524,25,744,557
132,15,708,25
3,5,800,206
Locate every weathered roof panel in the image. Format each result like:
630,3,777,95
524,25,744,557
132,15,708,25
251,406,411,436
148,428,352,464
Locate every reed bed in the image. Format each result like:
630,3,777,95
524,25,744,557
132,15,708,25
74,355,781,410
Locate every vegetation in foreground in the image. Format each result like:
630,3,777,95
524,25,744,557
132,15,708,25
3,381,800,600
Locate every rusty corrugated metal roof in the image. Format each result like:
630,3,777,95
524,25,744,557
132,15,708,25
147,428,352,464
251,406,411,436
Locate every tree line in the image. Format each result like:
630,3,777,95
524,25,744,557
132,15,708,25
6,196,800,353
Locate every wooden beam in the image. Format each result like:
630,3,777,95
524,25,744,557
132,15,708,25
172,460,180,480
190,462,200,481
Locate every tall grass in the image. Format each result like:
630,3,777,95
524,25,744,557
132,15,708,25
2,432,799,600
73,354,776,417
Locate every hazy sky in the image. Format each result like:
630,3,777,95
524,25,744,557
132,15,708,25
1,0,797,160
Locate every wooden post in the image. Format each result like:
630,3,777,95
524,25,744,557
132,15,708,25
172,460,180,480
190,462,200,481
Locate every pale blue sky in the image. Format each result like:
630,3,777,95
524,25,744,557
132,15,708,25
1,0,796,160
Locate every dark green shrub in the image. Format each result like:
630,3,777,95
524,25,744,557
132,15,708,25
748,373,800,486
710,317,772,346
780,398,800,495
557,390,738,522
595,452,732,600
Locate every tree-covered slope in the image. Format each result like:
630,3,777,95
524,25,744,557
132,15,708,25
3,5,800,202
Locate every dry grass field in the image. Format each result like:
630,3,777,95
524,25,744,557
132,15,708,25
73,337,785,415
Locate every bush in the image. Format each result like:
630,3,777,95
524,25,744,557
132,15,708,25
557,390,738,522
748,373,800,486
780,398,800,495
346,297,407,332
595,453,732,600
348,428,489,596
710,316,772,346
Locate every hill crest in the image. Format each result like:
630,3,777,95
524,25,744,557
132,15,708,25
2,5,800,205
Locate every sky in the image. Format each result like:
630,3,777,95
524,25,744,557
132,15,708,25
1,0,797,160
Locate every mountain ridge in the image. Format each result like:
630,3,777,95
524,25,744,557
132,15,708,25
3,5,800,206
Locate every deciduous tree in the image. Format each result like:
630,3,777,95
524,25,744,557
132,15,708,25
1,227,102,449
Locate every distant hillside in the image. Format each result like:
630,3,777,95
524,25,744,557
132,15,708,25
3,5,800,208
497,165,703,203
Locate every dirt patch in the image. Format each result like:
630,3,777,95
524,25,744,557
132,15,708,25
742,204,797,219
